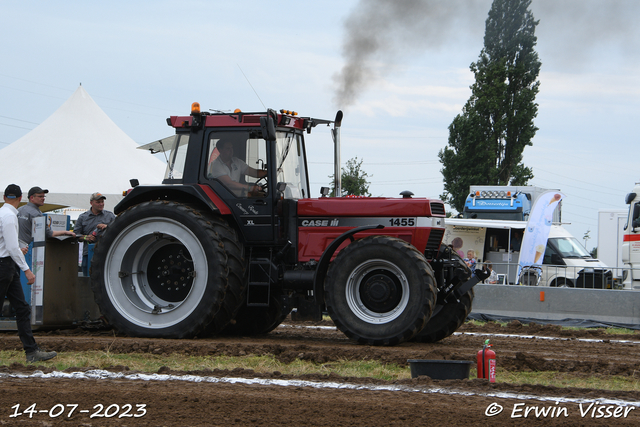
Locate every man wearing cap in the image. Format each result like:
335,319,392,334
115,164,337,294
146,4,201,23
0,184,57,363
73,192,116,276
17,186,76,248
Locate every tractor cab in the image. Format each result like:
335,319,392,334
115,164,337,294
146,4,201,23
138,106,320,245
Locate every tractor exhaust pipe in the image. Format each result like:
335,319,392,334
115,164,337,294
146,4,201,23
332,110,343,197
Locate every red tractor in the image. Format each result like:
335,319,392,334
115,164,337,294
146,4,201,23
90,104,480,345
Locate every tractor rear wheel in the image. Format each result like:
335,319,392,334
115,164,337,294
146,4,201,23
324,236,437,346
200,214,246,336
91,201,244,339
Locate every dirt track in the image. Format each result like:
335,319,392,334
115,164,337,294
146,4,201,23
1,320,640,426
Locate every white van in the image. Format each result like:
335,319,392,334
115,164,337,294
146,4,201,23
444,218,611,288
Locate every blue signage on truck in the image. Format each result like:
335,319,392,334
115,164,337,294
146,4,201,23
462,186,561,222
468,199,523,210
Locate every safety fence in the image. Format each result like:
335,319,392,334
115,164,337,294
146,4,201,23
478,262,638,289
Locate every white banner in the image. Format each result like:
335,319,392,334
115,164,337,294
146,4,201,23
517,191,565,278
31,216,46,325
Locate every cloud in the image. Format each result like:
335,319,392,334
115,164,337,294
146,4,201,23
532,0,640,70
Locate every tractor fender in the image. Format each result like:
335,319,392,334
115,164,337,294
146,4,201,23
313,224,384,303
114,184,231,215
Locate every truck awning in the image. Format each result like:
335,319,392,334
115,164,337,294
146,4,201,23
445,218,527,229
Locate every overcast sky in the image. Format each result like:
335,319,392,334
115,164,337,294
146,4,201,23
1,0,639,251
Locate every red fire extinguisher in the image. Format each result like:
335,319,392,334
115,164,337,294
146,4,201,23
477,339,496,383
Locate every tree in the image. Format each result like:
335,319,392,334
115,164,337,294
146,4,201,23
439,0,541,212
329,157,371,196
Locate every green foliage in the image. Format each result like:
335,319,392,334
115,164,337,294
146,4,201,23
439,0,540,212
329,157,371,196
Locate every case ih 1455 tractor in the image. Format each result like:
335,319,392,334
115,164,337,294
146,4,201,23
90,104,480,346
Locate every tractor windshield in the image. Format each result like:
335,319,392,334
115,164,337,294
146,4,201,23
275,130,308,199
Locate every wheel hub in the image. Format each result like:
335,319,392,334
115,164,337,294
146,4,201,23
146,244,194,303
359,271,402,313
344,259,411,324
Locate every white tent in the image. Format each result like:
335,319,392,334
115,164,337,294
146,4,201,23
0,85,166,211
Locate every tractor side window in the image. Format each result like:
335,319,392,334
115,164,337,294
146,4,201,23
206,133,267,198
164,134,189,180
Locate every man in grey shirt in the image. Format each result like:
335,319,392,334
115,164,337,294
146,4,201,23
73,192,116,276
17,186,75,248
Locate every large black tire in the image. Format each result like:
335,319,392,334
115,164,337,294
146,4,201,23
411,289,474,343
412,244,474,343
199,213,246,336
221,295,291,336
324,236,437,346
91,201,245,339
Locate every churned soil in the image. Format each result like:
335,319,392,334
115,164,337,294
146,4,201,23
1,319,639,426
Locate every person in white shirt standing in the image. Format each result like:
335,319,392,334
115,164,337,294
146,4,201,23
0,184,56,363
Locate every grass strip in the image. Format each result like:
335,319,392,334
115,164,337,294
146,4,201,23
2,350,640,391
0,350,407,381
466,320,639,335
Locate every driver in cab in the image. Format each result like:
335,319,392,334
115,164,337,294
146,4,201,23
208,139,267,197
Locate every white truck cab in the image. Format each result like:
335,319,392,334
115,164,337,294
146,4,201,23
622,183,640,289
542,225,610,288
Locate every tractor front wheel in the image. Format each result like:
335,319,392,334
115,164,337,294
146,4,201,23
324,236,437,346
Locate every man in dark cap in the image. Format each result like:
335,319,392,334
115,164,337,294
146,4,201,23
17,186,75,248
0,184,57,363
73,192,116,276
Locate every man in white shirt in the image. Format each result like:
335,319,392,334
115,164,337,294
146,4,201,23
0,184,57,363
208,139,267,196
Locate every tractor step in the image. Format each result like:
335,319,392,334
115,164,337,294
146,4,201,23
247,258,274,306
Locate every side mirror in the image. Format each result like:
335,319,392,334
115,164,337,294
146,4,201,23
626,193,637,205
276,182,287,199
260,109,277,142
633,204,640,229
320,187,330,197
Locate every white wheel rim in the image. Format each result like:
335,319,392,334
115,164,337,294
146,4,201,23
344,259,410,324
103,217,208,329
